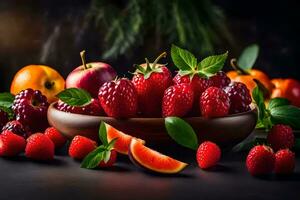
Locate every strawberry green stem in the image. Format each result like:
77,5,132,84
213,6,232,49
152,52,167,69
230,58,249,75
80,50,88,70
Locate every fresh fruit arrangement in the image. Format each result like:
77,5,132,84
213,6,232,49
0,45,299,178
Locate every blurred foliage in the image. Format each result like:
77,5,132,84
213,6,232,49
87,0,233,59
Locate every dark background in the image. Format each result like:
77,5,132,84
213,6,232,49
0,0,299,91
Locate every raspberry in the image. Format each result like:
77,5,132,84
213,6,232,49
224,82,252,114
56,98,103,116
25,133,55,161
267,124,294,151
2,120,29,138
44,127,67,148
0,131,26,157
200,87,230,117
196,141,221,169
69,135,97,160
209,71,231,88
162,84,194,117
274,149,295,174
98,149,117,168
12,89,49,133
0,109,9,130
246,145,275,176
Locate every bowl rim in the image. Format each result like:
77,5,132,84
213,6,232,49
48,102,257,121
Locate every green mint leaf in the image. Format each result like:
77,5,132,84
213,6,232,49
171,44,197,71
198,51,228,77
165,117,198,150
237,44,259,70
0,92,15,108
107,137,118,150
270,105,300,130
99,121,108,145
252,86,266,121
56,88,92,107
81,146,106,169
268,98,290,110
103,150,111,163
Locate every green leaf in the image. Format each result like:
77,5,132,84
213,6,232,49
0,93,15,108
99,121,108,146
270,105,300,130
165,117,198,150
252,86,266,121
237,44,259,70
81,146,107,169
56,88,92,107
103,150,111,163
268,98,290,110
171,44,197,71
198,51,228,76
107,138,118,150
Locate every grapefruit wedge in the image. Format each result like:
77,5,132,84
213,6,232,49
105,123,144,155
128,138,188,174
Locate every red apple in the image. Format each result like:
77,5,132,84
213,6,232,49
66,51,117,97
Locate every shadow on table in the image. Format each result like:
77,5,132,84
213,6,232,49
255,172,300,182
1,156,66,166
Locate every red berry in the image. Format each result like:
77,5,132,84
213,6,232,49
0,109,9,130
0,131,26,157
69,135,97,160
98,78,138,118
12,89,49,133
274,149,295,174
200,87,230,118
246,145,275,176
209,71,231,88
224,82,252,114
44,127,67,148
132,66,172,117
267,124,294,151
98,149,117,168
196,141,221,169
25,133,54,160
56,98,103,116
162,84,194,117
2,120,29,138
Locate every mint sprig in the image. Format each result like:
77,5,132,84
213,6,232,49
237,44,259,71
81,121,118,169
56,88,92,107
171,44,228,78
0,92,15,119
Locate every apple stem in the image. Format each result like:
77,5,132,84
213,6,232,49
230,58,249,75
80,50,88,70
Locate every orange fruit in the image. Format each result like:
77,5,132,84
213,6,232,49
10,65,65,103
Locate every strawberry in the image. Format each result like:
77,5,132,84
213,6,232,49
98,149,117,168
69,135,97,160
98,78,138,118
44,127,67,148
246,145,275,176
200,87,230,118
274,149,295,174
0,130,26,157
25,133,55,161
162,84,194,117
196,141,221,169
267,124,294,151
132,52,172,117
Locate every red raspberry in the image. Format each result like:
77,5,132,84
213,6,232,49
2,120,29,138
246,145,275,176
98,78,138,118
162,84,194,117
267,124,294,151
25,133,54,160
274,149,295,174
44,127,67,148
200,87,230,118
56,98,103,116
224,82,252,114
12,89,49,133
69,135,97,160
0,109,9,130
209,71,231,88
196,141,221,169
98,149,117,168
0,131,26,157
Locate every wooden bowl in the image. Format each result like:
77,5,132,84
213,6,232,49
47,103,258,148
